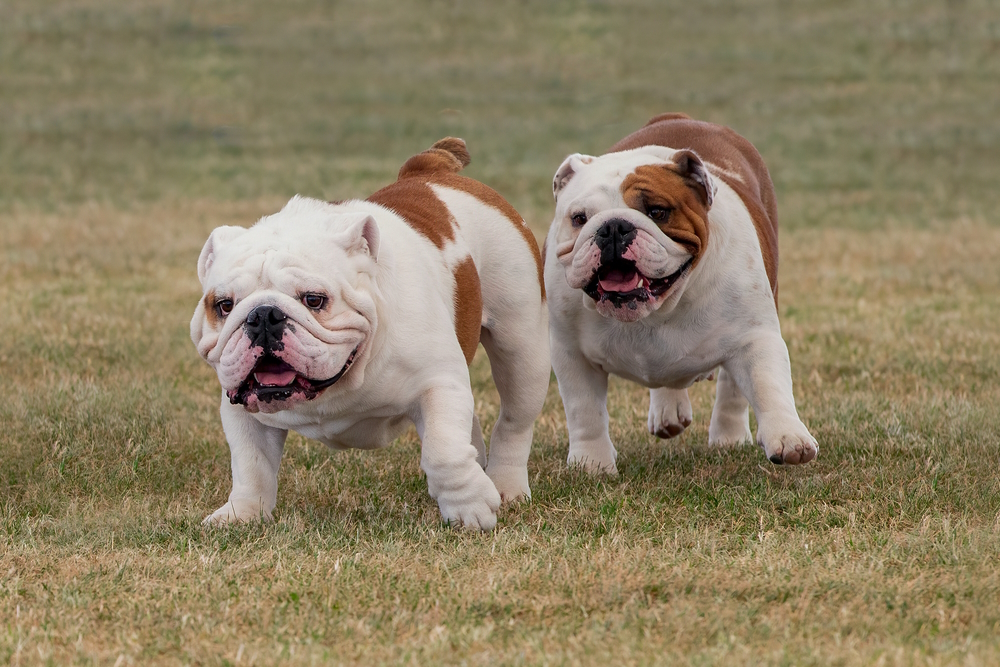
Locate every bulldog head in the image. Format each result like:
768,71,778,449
191,196,380,414
549,147,715,322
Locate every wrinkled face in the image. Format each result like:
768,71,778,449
549,148,715,322
190,196,380,414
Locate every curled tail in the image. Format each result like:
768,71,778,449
397,137,471,180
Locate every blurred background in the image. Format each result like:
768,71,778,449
2,0,997,232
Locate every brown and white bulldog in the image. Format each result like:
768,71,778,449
191,138,550,530
544,113,817,473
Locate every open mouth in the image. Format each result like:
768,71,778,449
583,258,693,308
228,346,360,406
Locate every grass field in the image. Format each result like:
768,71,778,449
2,0,1000,664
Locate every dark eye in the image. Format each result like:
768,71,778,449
215,298,234,318
302,293,327,310
647,206,672,222
570,212,588,228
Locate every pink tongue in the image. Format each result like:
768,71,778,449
599,269,640,292
254,370,297,387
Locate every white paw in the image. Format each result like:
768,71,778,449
435,469,502,531
647,388,693,439
757,419,818,465
486,463,531,503
567,439,618,476
202,498,273,526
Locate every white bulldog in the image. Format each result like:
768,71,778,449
544,113,817,473
191,138,550,530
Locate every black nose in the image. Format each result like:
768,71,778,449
595,219,636,263
244,305,287,351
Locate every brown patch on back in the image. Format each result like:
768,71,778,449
370,138,545,300
366,138,474,248
426,172,546,301
452,256,483,365
610,114,780,303
621,165,711,264
367,179,456,249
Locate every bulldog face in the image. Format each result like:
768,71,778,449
550,148,715,322
191,196,380,414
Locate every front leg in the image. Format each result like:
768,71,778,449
647,387,693,439
204,397,288,525
416,381,501,531
551,341,617,474
726,332,818,465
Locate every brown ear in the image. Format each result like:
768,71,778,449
672,150,714,208
397,137,470,180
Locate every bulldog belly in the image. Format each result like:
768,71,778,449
578,320,722,389
260,410,412,450
317,414,412,451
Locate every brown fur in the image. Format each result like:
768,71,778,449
452,256,483,364
429,172,545,301
370,137,545,300
203,290,220,328
366,138,546,364
620,164,711,267
366,179,457,250
397,137,471,180
610,115,780,302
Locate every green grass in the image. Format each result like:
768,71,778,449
3,0,1000,664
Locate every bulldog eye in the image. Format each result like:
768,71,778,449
570,212,588,228
647,206,672,223
215,298,234,318
302,293,327,310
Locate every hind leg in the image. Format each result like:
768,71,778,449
708,367,752,446
480,310,550,503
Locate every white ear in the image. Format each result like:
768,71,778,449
553,153,595,199
339,213,380,261
197,226,246,285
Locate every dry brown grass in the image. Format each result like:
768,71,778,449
3,202,1000,665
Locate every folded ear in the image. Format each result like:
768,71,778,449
197,226,247,285
338,213,380,261
671,150,715,209
553,153,595,199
